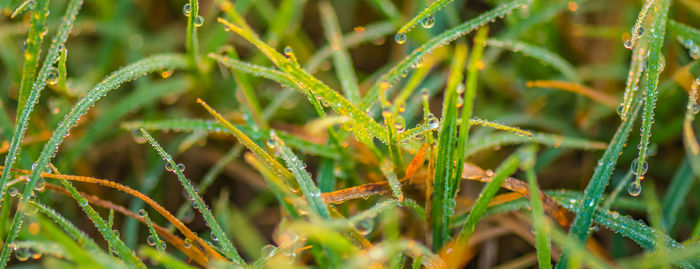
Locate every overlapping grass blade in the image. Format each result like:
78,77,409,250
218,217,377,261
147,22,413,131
269,131,331,219
141,129,244,264
485,39,578,82
465,132,606,157
362,0,532,110
0,54,185,268
633,0,671,192
0,0,82,207
217,16,389,145
431,43,467,250
557,95,642,266
319,1,361,104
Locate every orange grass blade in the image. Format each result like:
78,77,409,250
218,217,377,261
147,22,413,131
526,80,618,108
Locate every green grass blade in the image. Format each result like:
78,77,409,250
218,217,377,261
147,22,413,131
453,27,488,200
557,95,642,266
139,247,198,269
141,129,244,264
464,132,607,158
64,78,188,164
632,0,671,194
305,21,395,73
122,118,339,158
661,159,693,231
361,0,532,110
431,43,467,250
30,201,102,252
269,131,331,219
185,0,201,70
143,213,168,262
0,0,83,208
0,54,185,268
396,0,451,37
484,39,578,82
15,0,49,116
521,145,552,269
319,1,361,105
218,17,390,144
457,153,520,243
56,178,146,268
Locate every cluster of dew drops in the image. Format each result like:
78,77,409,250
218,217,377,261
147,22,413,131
394,14,436,45
183,3,204,27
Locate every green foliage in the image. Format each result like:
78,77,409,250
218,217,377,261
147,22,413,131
1,0,700,268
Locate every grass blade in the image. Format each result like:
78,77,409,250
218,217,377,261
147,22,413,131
557,95,642,266
0,54,186,268
141,129,245,264
661,159,693,231
362,0,532,110
632,0,671,195
319,1,361,104
485,39,578,82
431,43,467,250
15,0,49,116
521,145,552,269
269,132,331,219
396,0,450,37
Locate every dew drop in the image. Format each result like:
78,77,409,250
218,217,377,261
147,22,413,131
394,33,407,45
624,40,633,49
284,46,293,57
34,178,45,191
27,0,36,9
261,244,276,258
47,67,59,85
627,181,642,196
210,231,218,242
421,14,435,29
184,238,192,248
8,187,18,197
356,218,374,235
194,16,204,27
138,209,148,218
616,104,624,115
630,159,648,176
147,235,156,246
14,247,29,261
182,3,191,16
177,163,185,172
165,162,174,172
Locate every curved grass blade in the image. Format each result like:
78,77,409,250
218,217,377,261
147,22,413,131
362,0,532,110
122,119,337,158
185,0,200,70
210,54,297,87
431,43,467,250
0,0,83,208
521,145,552,269
465,132,607,157
526,80,617,108
64,78,188,164
141,129,244,264
485,39,578,82
668,20,700,47
29,201,102,252
661,159,693,231
54,177,147,268
456,153,520,243
269,131,331,219
453,28,489,198
319,1,361,104
197,99,295,181
218,17,389,144
619,41,649,121
625,0,655,49
305,21,395,73
632,0,671,195
396,0,452,37
0,54,185,268
557,96,643,266
15,0,49,116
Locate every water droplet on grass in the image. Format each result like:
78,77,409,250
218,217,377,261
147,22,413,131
356,218,374,235
394,33,407,44
194,16,204,27
165,162,174,172
47,67,59,85
177,163,185,172
421,14,435,29
183,4,191,16
627,181,642,196
147,235,156,246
